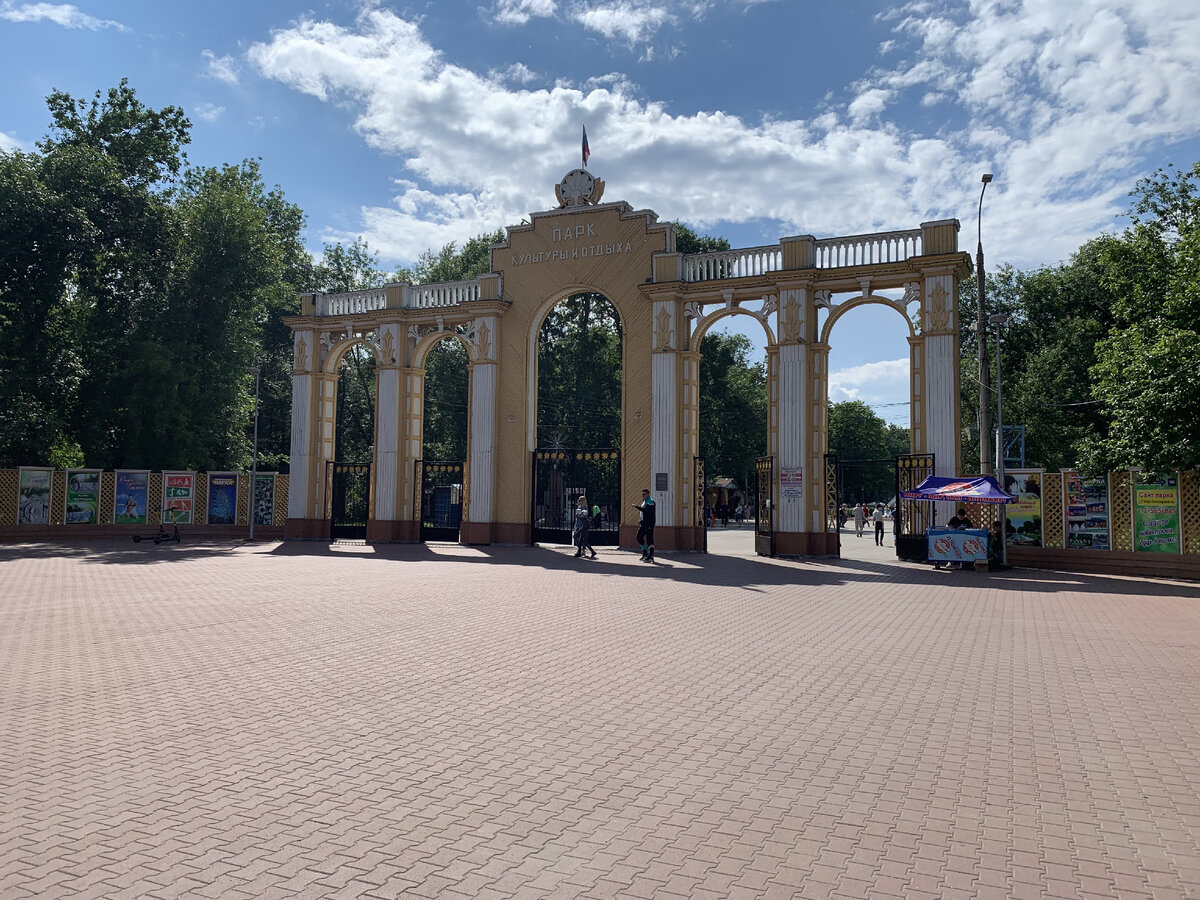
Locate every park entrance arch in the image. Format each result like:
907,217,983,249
284,170,971,555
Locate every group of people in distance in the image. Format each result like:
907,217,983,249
849,502,889,546
572,488,656,562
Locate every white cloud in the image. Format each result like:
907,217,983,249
492,0,557,25
568,2,674,44
0,130,29,152
0,1,125,30
248,3,1200,268
193,103,224,122
829,358,910,403
202,49,239,85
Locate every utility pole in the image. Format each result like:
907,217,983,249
976,173,994,474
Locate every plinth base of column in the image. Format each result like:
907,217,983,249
636,525,706,552
459,521,494,545
283,518,330,540
493,522,531,545
772,530,841,557
365,520,418,542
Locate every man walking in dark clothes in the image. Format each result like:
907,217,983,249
635,488,656,561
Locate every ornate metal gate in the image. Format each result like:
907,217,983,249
531,449,620,546
755,455,774,557
824,453,840,552
895,452,935,561
417,460,464,542
327,462,370,540
694,456,707,552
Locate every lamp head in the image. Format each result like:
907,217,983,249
981,173,993,184
246,366,261,375
988,313,1009,325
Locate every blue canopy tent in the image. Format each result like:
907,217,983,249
900,475,1016,504
898,475,1015,566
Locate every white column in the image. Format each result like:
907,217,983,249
776,341,807,533
650,300,677,526
922,274,960,478
467,361,498,523
288,330,316,519
374,371,401,521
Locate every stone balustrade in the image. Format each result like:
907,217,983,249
311,280,482,316
813,229,922,268
314,288,389,317
402,279,479,309
682,245,783,283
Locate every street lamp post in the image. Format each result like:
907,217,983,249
977,173,994,474
247,366,261,541
989,313,1009,567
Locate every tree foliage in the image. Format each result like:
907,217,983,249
827,401,909,503
698,332,765,491
537,293,622,448
0,81,307,471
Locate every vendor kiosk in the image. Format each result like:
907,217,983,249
899,475,1015,566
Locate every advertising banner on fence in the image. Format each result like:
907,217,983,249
1063,470,1110,550
1134,473,1180,554
162,472,194,524
253,473,275,526
206,473,238,525
65,469,101,524
18,466,52,525
1003,469,1043,546
114,471,149,525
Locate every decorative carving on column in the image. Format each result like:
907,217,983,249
473,320,493,362
380,330,396,367
293,336,308,374
654,307,674,351
813,290,832,309
683,300,703,321
781,294,802,342
924,282,953,335
758,294,778,319
902,281,921,305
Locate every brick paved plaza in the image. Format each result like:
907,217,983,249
3,537,1200,899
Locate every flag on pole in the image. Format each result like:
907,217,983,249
582,126,590,168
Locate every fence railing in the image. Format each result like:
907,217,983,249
683,245,782,282
813,229,922,268
312,280,481,316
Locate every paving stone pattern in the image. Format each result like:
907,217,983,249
3,539,1200,899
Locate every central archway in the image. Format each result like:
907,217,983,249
530,291,623,545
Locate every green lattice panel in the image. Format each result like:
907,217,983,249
1110,470,1132,552
1042,472,1064,549
194,474,208,524
274,474,289,525
99,472,116,525
1182,471,1200,557
148,473,162,525
0,469,17,526
50,471,66,525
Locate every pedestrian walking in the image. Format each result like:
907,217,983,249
853,502,866,537
573,495,595,558
635,488,656,562
872,503,885,546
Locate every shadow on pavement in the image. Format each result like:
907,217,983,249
2,536,1195,600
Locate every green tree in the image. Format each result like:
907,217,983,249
827,400,899,502
698,332,766,491
537,293,622,448
674,222,731,255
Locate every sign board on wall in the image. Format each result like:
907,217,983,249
780,467,803,499
65,469,101,524
162,472,195,524
17,467,52,525
206,473,238,525
253,473,276,526
1133,473,1180,554
1003,469,1043,547
115,471,149,525
1063,470,1110,550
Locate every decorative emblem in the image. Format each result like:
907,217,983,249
555,168,605,208
474,320,493,362
654,307,674,351
294,336,308,373
781,295,802,342
925,282,952,334
380,330,395,366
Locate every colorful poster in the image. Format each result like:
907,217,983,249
206,473,238,525
1063,471,1110,550
1003,469,1043,546
253,473,275,526
65,469,101,524
18,467,52,525
162,472,194,524
115,471,149,525
1134,473,1180,554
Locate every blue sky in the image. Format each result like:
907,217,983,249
4,0,1200,426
